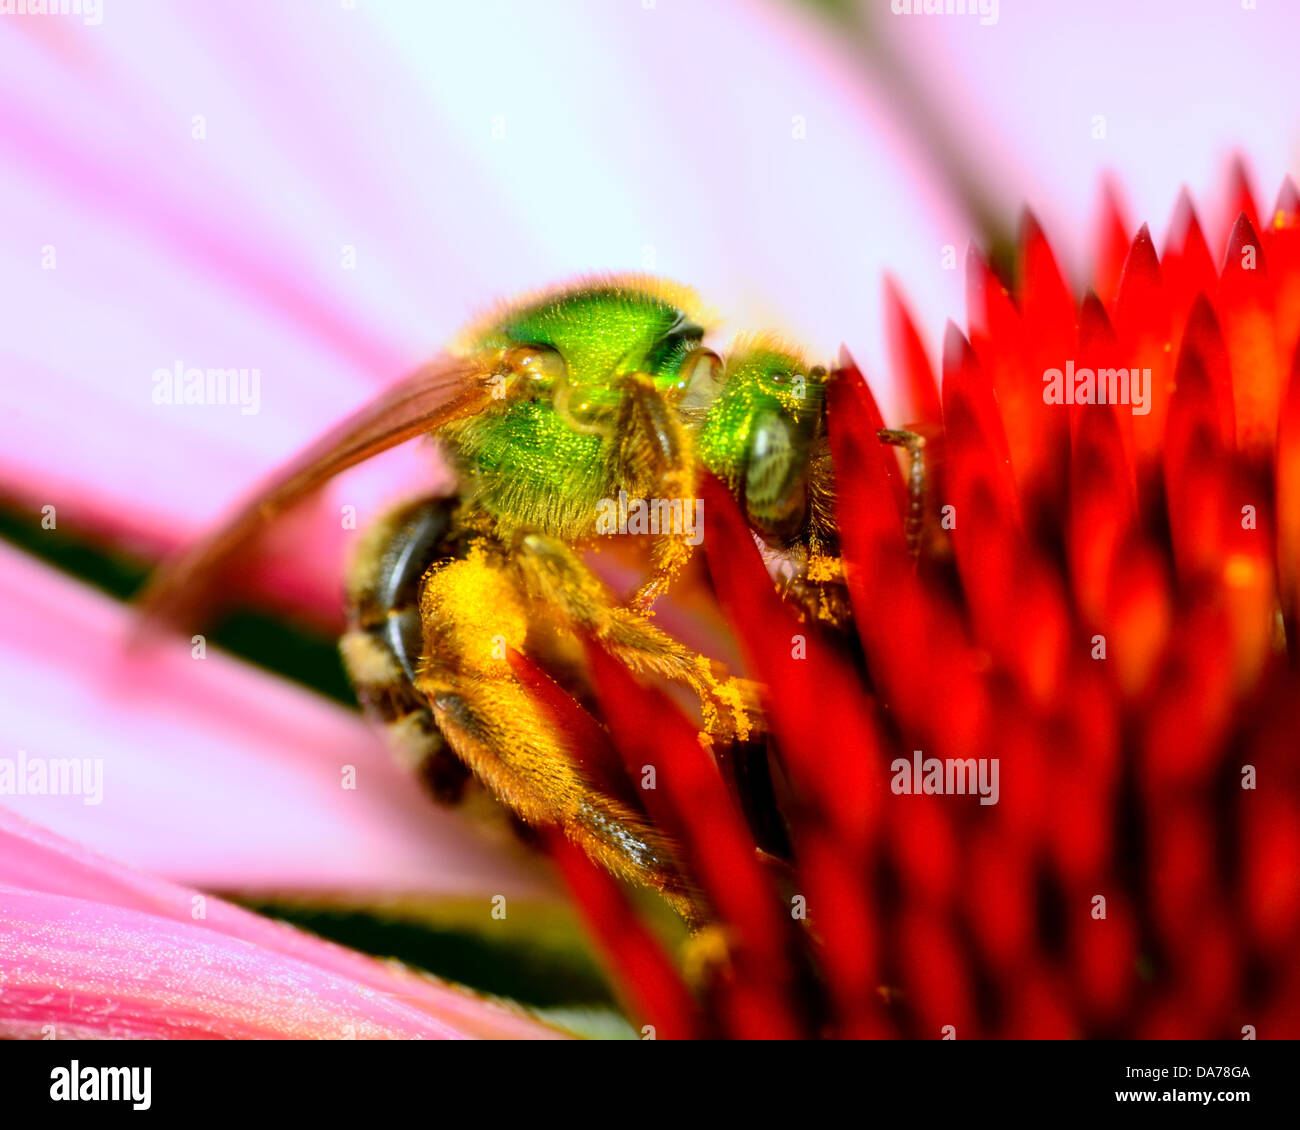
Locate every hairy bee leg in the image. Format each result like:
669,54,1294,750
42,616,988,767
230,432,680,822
878,427,929,559
749,536,851,628
610,373,699,609
340,495,471,802
512,532,753,741
430,684,703,924
790,555,853,627
416,553,704,923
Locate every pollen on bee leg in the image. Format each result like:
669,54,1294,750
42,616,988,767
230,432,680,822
805,554,843,584
714,677,753,743
682,656,753,743
420,551,529,674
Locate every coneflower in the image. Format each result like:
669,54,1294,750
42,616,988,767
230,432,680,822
539,173,1300,1040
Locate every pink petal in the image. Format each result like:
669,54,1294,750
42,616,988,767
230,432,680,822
880,0,1300,273
0,809,562,1039
0,543,556,901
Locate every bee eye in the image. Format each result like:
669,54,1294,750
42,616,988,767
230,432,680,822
677,349,722,412
503,344,566,387
744,410,808,538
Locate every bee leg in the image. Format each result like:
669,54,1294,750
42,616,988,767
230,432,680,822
415,553,703,922
512,532,754,742
878,427,931,559
782,551,854,628
610,373,699,610
340,495,472,802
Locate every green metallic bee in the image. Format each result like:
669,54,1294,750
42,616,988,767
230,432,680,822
141,276,843,919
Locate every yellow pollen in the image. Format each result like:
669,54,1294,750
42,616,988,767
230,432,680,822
422,550,528,672
806,554,843,584
1224,553,1260,589
715,678,752,742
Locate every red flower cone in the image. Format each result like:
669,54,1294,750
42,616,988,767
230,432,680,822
543,172,1300,1040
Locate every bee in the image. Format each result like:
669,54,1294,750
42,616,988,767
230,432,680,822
140,276,845,921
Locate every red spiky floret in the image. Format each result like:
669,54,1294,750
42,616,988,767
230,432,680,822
536,167,1300,1039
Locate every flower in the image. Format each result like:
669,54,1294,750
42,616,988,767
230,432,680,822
0,541,557,899
0,807,561,1039
541,176,1300,1039
3,2,1299,1040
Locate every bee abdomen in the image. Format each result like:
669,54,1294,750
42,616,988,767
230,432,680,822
341,495,471,804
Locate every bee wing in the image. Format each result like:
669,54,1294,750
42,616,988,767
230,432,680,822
136,353,494,631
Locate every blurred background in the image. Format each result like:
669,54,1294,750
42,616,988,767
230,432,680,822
2,0,1299,1026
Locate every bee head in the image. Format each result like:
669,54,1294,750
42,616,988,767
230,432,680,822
697,339,828,541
